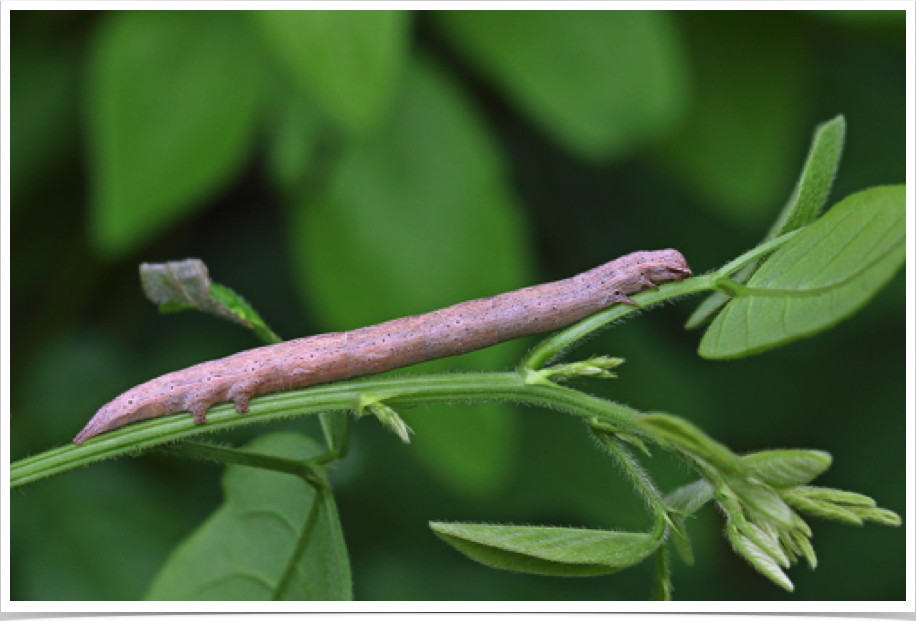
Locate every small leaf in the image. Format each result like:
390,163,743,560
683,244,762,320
727,523,794,592
430,522,660,577
252,10,410,134
146,433,352,600
742,450,832,488
664,479,714,517
789,485,876,507
638,413,744,474
795,533,818,569
850,507,902,527
140,259,281,344
728,478,796,530
365,402,413,444
781,490,863,526
436,11,689,161
686,116,846,329
737,521,789,569
699,185,905,359
87,11,260,256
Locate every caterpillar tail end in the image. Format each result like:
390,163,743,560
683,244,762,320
73,424,96,445
73,409,112,445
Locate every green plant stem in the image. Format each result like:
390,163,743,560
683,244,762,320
10,373,646,489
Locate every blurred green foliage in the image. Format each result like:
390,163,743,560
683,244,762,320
9,9,905,600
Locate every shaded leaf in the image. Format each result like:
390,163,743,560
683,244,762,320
10,35,81,204
289,57,532,497
430,522,660,577
252,10,409,134
12,465,193,600
264,93,323,196
146,433,352,600
140,259,280,344
686,116,846,329
699,185,905,359
436,10,688,161
87,11,260,256
742,449,832,488
659,12,811,229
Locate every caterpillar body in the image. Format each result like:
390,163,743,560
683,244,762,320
74,249,691,444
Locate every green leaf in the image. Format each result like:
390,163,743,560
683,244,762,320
145,433,352,600
766,115,847,238
87,11,261,256
252,10,409,134
742,450,832,488
659,12,811,229
430,522,660,577
699,185,905,359
289,57,532,497
436,11,688,161
686,115,847,329
140,259,281,344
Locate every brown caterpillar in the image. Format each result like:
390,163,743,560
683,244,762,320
74,249,691,444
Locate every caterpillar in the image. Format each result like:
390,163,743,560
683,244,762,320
73,249,691,444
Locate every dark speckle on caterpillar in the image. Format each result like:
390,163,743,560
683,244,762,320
74,249,692,444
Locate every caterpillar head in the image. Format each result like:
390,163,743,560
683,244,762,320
645,248,692,284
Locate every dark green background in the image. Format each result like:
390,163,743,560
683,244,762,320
10,10,905,600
